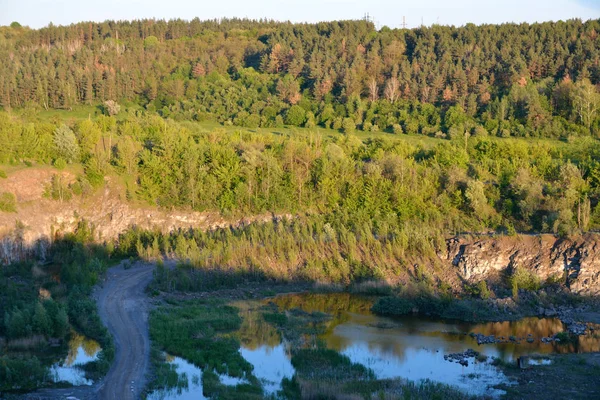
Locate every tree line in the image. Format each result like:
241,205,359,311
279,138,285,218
1,18,600,138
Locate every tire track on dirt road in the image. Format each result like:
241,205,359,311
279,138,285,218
94,262,154,400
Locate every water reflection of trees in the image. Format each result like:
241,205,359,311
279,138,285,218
232,294,600,365
234,303,281,350
267,293,374,315
267,293,375,335
65,331,101,366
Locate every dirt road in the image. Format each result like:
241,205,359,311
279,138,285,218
94,262,154,400
25,262,155,400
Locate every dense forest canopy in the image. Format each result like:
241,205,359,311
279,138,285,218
1,18,600,138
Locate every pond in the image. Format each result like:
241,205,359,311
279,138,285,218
149,293,600,399
50,330,101,386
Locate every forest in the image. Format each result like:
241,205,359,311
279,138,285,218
0,18,599,139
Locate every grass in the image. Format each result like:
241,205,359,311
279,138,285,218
291,348,375,381
148,299,263,398
9,103,575,154
14,103,141,123
0,192,17,212
371,287,501,323
496,353,600,399
261,303,331,346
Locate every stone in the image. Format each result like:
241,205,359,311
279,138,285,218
444,349,480,367
518,356,530,369
441,234,600,296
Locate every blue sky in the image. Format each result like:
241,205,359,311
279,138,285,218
1,0,599,29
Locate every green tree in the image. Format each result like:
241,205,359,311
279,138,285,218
32,302,51,335
53,125,80,163
144,35,159,49
342,118,356,134
572,79,599,129
285,105,306,126
76,119,102,157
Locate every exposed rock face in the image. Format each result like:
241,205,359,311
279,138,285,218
441,234,600,296
0,169,287,264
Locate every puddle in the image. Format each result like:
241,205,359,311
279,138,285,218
237,293,599,397
147,354,254,399
528,358,553,366
147,355,206,400
240,344,294,394
50,331,101,386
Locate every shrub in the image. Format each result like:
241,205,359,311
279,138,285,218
53,157,67,169
510,267,541,293
144,35,159,49
466,280,491,300
0,356,50,391
0,169,6,178
555,331,577,345
0,192,17,213
275,115,285,128
53,124,80,163
103,100,121,116
332,117,343,130
371,296,414,315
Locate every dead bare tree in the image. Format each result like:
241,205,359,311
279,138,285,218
384,76,400,103
368,78,378,102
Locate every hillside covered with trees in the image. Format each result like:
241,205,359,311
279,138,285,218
1,18,600,139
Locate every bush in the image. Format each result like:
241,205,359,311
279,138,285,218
392,124,404,134
465,280,491,300
478,281,491,299
103,100,121,116
0,192,17,213
0,356,50,391
0,169,6,178
144,35,159,49
53,157,67,169
371,296,415,315
53,125,80,164
510,267,541,293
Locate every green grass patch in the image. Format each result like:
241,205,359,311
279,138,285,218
149,299,263,397
292,348,375,382
0,192,17,212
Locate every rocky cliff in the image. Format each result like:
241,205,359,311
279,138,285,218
0,168,282,263
441,234,600,296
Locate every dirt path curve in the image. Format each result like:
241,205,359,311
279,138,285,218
93,262,155,400
24,261,155,400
